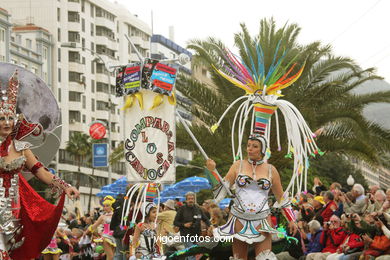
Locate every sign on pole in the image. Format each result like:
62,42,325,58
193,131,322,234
92,143,108,167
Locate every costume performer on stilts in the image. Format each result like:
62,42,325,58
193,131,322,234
0,65,80,260
202,40,322,260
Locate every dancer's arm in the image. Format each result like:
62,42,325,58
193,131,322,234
24,149,80,200
86,214,104,235
271,165,296,223
205,159,238,202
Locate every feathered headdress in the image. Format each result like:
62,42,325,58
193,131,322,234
0,70,19,116
210,39,322,195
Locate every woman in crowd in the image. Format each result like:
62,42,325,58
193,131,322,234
87,196,116,260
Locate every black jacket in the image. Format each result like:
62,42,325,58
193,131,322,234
174,204,210,237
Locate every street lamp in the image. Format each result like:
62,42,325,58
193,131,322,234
61,42,113,184
347,175,355,186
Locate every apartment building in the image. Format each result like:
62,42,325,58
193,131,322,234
1,0,152,210
0,8,11,62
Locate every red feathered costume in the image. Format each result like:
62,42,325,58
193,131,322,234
0,119,66,260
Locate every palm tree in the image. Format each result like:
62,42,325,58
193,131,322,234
65,132,91,189
176,18,390,179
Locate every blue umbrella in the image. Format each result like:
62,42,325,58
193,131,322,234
218,198,232,209
175,176,211,191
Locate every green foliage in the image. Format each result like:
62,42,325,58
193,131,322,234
307,153,367,189
176,17,390,189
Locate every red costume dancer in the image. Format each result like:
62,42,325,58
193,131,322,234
0,68,79,259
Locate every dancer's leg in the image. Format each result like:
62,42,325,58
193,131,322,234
103,240,115,260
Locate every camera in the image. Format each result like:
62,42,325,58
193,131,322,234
374,214,386,222
325,221,331,226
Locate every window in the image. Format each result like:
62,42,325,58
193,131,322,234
82,95,86,109
111,122,116,132
82,57,85,64
91,42,94,51
68,31,80,43
81,0,85,12
69,111,81,123
68,51,80,63
0,29,5,42
96,26,115,40
68,0,80,2
57,8,60,22
57,28,61,42
91,61,95,74
58,68,61,82
69,91,81,102
90,4,94,17
90,23,94,36
68,11,80,22
91,98,95,111
26,39,32,49
82,18,85,32
68,71,81,82
82,114,86,123
96,63,105,74
82,38,85,50
0,55,5,62
96,82,109,93
58,48,61,62
91,80,95,92
96,101,108,110
58,89,61,102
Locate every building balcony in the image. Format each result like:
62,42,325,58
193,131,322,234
69,82,85,93
68,101,82,111
129,35,142,46
94,35,118,51
95,73,109,84
68,61,85,74
68,21,81,32
67,2,80,12
95,110,109,119
96,92,109,102
95,17,115,31
69,122,84,132
141,40,150,50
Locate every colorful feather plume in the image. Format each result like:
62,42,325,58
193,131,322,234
214,39,304,95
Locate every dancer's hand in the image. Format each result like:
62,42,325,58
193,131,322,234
65,186,80,200
206,159,216,171
184,222,192,228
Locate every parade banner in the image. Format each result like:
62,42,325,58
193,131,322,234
124,90,176,183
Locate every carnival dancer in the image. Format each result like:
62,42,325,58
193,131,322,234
0,68,79,259
87,196,116,260
198,34,321,259
41,228,69,260
129,202,163,260
206,134,296,260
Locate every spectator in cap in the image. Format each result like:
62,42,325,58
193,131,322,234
311,196,326,224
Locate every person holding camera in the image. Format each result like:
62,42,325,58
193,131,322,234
339,184,367,215
306,215,347,260
173,192,211,260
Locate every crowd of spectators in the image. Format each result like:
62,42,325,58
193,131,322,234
35,179,390,260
